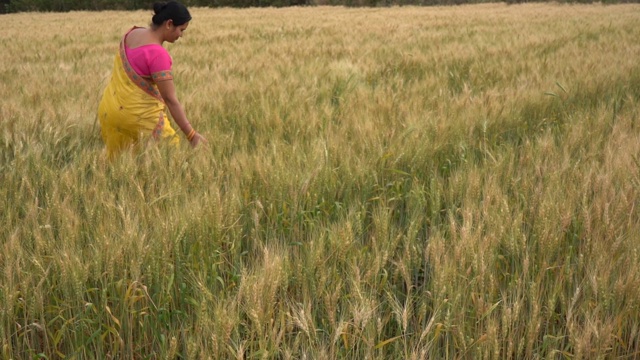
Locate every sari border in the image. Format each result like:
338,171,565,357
152,112,165,140
119,27,165,103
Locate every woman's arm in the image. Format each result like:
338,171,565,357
156,78,205,147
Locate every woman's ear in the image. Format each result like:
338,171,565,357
166,19,174,29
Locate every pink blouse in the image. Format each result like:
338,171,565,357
125,43,173,80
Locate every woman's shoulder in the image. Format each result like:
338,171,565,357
125,27,164,50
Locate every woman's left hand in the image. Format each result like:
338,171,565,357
190,132,207,148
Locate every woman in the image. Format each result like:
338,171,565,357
98,1,205,158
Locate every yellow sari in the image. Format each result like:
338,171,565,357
98,28,179,158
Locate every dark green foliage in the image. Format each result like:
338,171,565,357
1,0,310,12
3,0,639,13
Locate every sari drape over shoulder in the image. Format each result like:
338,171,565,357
98,28,179,158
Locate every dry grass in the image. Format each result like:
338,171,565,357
2,3,640,358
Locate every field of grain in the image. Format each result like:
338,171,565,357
2,3,640,358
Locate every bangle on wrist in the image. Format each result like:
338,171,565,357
187,129,196,141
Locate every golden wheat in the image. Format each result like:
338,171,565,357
1,3,640,358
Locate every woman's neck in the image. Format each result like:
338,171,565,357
148,27,165,45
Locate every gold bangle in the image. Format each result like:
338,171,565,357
187,129,196,141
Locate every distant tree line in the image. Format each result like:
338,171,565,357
2,0,638,14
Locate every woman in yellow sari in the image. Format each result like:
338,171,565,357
98,1,205,158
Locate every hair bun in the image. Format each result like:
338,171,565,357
153,2,167,14
151,1,191,27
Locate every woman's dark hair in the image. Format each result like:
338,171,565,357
152,1,191,27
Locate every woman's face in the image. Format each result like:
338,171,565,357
166,21,189,43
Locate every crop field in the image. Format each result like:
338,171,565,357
2,3,640,359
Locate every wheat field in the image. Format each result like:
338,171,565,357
1,3,640,359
